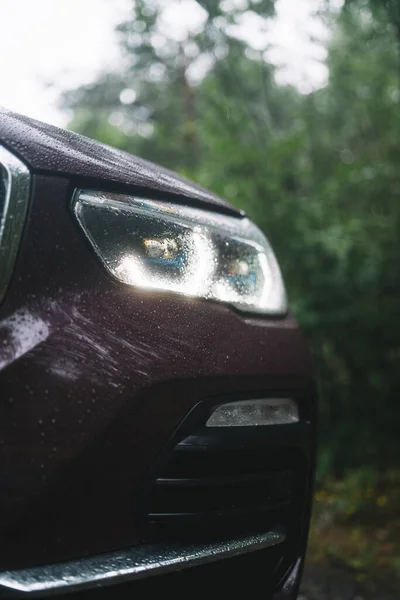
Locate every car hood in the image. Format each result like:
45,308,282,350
0,108,240,216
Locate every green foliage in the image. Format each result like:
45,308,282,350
61,0,400,473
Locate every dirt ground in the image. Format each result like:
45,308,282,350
299,563,399,600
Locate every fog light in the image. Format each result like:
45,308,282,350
205,398,299,427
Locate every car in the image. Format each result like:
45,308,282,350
0,108,316,599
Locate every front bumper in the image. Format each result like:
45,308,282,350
0,531,285,596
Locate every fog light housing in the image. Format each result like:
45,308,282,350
205,398,299,427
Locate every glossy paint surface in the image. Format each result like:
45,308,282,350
0,109,239,215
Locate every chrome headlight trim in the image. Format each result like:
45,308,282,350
0,146,30,304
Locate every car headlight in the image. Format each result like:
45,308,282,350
72,190,287,315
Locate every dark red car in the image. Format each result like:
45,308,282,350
0,109,316,599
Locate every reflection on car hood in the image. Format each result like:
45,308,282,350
0,108,240,216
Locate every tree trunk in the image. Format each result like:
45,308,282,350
179,44,197,171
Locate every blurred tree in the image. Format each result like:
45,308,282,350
62,0,275,172
345,0,400,73
286,2,400,472
62,0,400,473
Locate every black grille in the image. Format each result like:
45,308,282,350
145,442,305,540
141,394,312,542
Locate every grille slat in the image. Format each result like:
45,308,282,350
150,470,292,514
155,469,291,488
148,499,291,521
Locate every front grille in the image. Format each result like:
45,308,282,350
144,437,307,541
138,391,314,595
149,450,293,533
141,393,312,544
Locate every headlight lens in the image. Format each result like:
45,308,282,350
73,190,287,315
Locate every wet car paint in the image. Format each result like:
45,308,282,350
0,108,239,215
0,111,316,598
0,174,314,573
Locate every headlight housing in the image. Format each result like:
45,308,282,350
73,190,287,315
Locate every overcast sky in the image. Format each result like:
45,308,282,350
0,0,328,127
